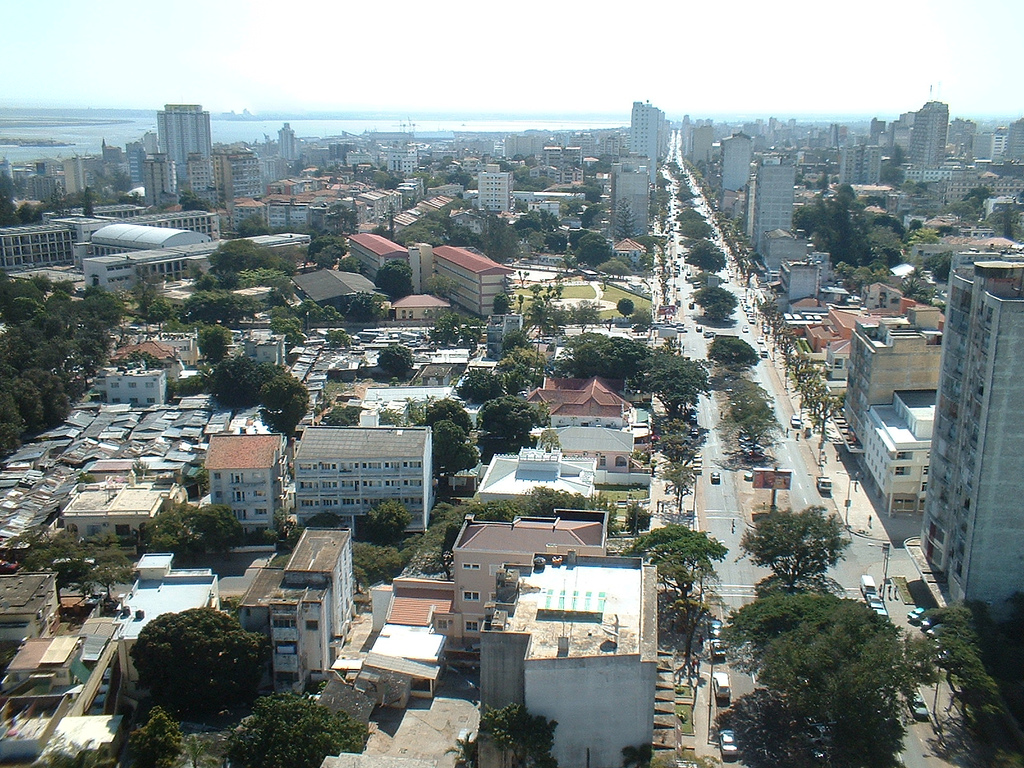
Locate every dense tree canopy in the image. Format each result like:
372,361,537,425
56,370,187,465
739,506,849,594
131,608,269,716
145,502,244,556
128,707,182,768
693,285,738,322
553,333,651,382
229,694,367,768
708,336,759,368
477,396,546,460
684,240,726,273
641,350,710,421
722,592,930,768
374,259,414,299
457,368,506,403
259,373,309,436
360,500,413,545
480,703,558,768
377,344,414,378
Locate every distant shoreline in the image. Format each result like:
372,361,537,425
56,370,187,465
0,138,74,147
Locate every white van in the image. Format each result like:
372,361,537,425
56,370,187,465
860,574,877,599
713,671,731,705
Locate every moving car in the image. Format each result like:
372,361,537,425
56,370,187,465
710,471,722,484
791,415,803,429
719,729,739,761
710,639,726,662
709,618,723,638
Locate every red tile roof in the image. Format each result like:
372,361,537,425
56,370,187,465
433,245,514,276
391,294,451,309
527,377,629,418
387,579,455,626
456,516,606,552
110,340,178,362
205,434,283,471
349,233,406,258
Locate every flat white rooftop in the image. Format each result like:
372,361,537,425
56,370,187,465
508,559,649,659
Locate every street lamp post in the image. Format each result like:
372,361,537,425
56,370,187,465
707,654,715,745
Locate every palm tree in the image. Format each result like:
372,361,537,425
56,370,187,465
447,736,478,768
181,735,215,768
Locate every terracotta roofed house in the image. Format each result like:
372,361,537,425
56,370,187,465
348,233,407,279
110,340,183,379
205,433,287,532
431,245,513,317
527,376,631,428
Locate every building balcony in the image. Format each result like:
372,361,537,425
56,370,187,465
271,626,298,641
273,654,299,671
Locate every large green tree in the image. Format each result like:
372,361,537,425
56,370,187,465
708,336,759,368
627,525,727,663
457,368,506,403
145,502,244,556
480,703,558,768
259,373,309,436
723,592,931,768
693,285,738,322
228,694,367,768
198,325,233,363
131,608,269,716
477,396,545,460
739,506,849,594
431,420,479,480
553,333,651,382
684,240,726,273
128,706,182,768
377,344,414,378
360,499,413,545
642,350,709,421
374,259,415,299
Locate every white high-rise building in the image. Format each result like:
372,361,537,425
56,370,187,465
157,104,212,182
278,123,297,162
750,156,795,254
921,261,1024,615
908,100,949,169
477,164,513,213
611,156,650,237
142,153,177,207
630,101,667,183
720,132,752,192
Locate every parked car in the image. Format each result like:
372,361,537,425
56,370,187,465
710,471,722,485
907,607,926,625
790,415,803,429
710,639,726,662
709,619,723,639
719,729,739,760
910,694,930,722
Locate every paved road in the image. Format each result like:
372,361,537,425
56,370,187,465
661,131,959,768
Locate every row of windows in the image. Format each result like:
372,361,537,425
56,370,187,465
299,496,423,508
298,460,423,471
298,479,422,489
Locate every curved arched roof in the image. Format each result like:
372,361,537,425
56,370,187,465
91,223,211,249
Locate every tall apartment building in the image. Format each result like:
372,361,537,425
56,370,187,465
239,528,355,692
689,124,714,166
62,156,94,195
293,427,433,530
720,132,753,192
1007,117,1024,161
611,156,650,237
157,104,212,182
206,434,287,533
278,123,297,161
750,156,795,254
839,144,882,185
909,100,949,169
844,306,943,447
213,148,262,204
922,262,1024,613
143,154,178,207
477,164,513,213
630,101,667,182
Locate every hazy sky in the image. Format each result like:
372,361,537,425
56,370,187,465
2,0,1021,120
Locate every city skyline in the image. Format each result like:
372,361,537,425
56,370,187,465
2,0,1022,120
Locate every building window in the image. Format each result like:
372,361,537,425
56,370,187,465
462,563,480,570
895,467,910,476
305,620,319,631
275,642,297,655
463,591,480,602
465,620,480,632
272,617,296,629
436,619,450,630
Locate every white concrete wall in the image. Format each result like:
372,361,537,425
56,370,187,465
524,655,655,768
